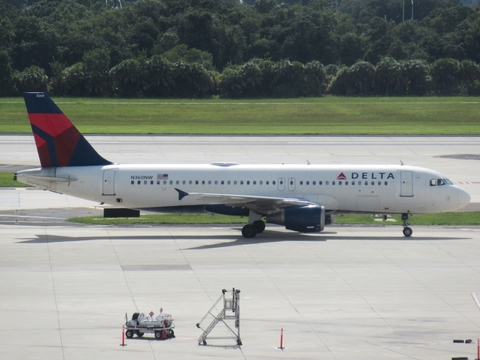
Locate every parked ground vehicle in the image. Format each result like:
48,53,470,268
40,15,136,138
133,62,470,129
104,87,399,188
125,312,175,340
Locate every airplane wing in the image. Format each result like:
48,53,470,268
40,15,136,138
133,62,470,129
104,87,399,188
175,188,314,214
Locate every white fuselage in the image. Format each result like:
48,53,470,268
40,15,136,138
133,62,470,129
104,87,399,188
16,163,471,215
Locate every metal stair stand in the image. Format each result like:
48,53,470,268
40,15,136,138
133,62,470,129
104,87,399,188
196,288,242,346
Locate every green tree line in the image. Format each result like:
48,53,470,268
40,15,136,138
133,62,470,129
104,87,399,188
1,0,480,97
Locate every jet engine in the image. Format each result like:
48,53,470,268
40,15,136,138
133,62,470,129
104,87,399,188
266,204,325,233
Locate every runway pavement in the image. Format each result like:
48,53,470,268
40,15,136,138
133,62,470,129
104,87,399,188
1,135,480,359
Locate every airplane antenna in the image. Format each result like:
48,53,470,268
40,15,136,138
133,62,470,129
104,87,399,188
306,159,311,165
400,160,404,166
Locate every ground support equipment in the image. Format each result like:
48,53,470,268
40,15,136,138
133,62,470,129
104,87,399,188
125,312,175,340
196,288,242,346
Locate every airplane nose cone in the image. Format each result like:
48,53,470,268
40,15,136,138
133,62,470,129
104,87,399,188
457,188,471,209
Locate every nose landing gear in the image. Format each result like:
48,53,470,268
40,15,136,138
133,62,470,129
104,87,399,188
402,213,413,237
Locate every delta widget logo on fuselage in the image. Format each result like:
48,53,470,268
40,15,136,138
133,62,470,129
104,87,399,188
337,172,395,180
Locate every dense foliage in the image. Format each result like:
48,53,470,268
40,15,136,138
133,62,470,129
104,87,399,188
1,0,480,97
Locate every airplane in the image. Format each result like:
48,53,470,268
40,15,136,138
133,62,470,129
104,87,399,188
15,92,471,238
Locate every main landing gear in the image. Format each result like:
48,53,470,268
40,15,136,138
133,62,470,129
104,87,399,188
241,220,265,238
241,211,265,238
402,213,413,237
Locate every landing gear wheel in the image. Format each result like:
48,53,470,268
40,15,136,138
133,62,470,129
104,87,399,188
125,329,134,339
253,220,265,233
242,224,257,238
155,331,162,339
403,227,413,237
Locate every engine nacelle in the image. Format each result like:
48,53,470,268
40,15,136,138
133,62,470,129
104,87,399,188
266,205,325,233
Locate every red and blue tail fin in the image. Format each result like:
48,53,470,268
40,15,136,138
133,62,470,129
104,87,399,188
23,92,112,167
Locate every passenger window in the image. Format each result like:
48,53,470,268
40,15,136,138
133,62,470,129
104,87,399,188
163,180,167,185
345,181,349,185
247,181,250,185
338,181,342,185
332,181,335,185
266,181,269,185
240,180,244,185
176,180,179,185
234,181,237,185
189,180,192,185
220,180,224,185
384,181,388,186
131,181,134,185
313,181,316,185
378,181,381,185
319,181,323,185
300,181,303,185
202,180,205,185
326,181,329,185
151,181,154,185
195,180,199,185
259,181,263,185
253,181,256,185
365,181,368,185
272,181,276,185
227,180,231,185
352,181,355,185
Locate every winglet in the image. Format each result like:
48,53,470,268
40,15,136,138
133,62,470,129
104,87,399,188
175,188,189,201
23,92,112,167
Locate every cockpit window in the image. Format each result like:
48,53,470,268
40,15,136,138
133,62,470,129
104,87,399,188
437,179,453,186
431,178,453,186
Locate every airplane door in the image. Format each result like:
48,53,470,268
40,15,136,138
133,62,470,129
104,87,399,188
278,177,285,191
288,177,295,191
102,170,116,196
400,171,413,197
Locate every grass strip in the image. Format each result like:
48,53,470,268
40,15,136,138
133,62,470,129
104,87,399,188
68,213,246,225
0,172,29,187
336,213,480,226
68,212,480,226
1,96,479,135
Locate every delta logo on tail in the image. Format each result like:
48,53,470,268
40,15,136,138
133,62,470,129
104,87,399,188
24,93,111,167
336,173,347,180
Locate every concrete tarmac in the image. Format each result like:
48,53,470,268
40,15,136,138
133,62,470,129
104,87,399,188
1,135,480,359
1,224,480,360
